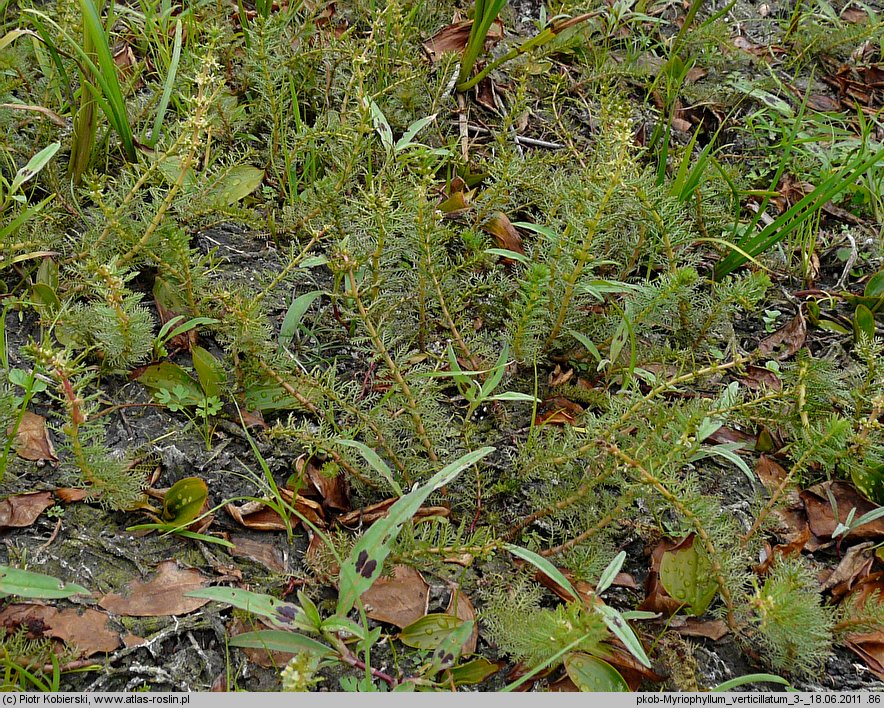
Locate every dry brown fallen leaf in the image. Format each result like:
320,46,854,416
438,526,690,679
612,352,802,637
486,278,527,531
738,365,782,392
842,573,884,680
755,525,811,575
225,490,324,531
336,499,449,527
757,311,807,360
0,491,53,529
11,411,57,463
229,534,287,573
754,454,790,493
98,560,211,617
483,212,524,255
801,481,884,541
361,565,429,628
446,587,478,656
536,396,584,426
296,454,350,512
668,617,729,640
820,541,875,595
0,604,120,657
422,18,503,62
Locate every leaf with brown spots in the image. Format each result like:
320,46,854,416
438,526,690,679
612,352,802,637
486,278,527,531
0,491,53,529
11,411,57,463
757,311,806,360
360,565,429,628
0,604,121,657
98,560,210,617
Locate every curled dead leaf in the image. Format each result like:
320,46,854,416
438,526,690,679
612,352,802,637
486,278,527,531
11,411,57,463
0,491,53,529
446,587,478,656
801,481,884,541
483,212,524,255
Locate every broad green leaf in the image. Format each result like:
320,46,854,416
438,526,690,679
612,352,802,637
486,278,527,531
298,255,329,269
186,587,312,632
336,447,494,617
865,270,884,299
161,477,208,525
157,156,196,188
399,613,464,650
279,290,323,345
10,142,60,192
335,439,402,495
205,165,264,206
229,630,334,657
659,538,719,616
0,566,89,599
191,345,225,399
852,463,884,505
503,543,578,600
817,320,851,335
855,304,876,341
564,653,629,692
242,382,305,413
448,657,501,685
136,362,203,404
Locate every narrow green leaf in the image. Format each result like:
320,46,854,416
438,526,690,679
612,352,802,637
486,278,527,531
712,673,791,692
595,604,651,668
186,587,313,632
395,113,437,151
10,142,60,192
335,439,402,496
0,566,89,599
596,551,626,594
336,447,494,616
279,290,323,345
503,543,578,600
147,19,182,147
230,630,334,657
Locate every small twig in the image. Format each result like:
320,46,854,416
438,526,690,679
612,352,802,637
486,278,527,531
457,93,470,161
467,124,564,149
835,231,857,290
35,517,63,555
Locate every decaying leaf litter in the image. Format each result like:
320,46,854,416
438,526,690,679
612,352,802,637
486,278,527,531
1,0,884,693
